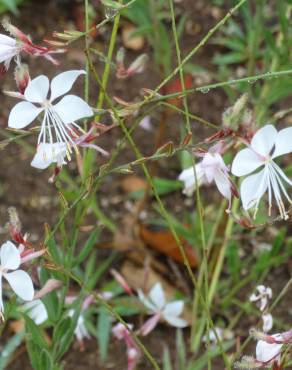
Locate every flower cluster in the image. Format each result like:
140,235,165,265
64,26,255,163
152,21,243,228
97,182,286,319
179,125,292,220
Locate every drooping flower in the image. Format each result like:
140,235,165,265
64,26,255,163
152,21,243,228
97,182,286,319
0,241,34,315
231,124,292,219
8,70,93,154
23,299,48,325
249,285,272,312
138,283,187,335
66,294,94,347
31,143,67,170
0,21,64,73
112,323,140,370
178,142,237,210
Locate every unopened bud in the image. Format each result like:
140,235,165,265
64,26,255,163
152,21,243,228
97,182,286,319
234,356,262,369
34,279,62,299
223,93,249,128
14,63,30,94
127,53,148,75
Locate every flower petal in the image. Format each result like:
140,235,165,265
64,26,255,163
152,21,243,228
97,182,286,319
53,95,93,124
4,270,34,301
178,165,205,197
164,315,188,328
0,45,17,63
137,290,156,312
0,34,16,46
163,301,184,317
214,171,231,201
149,283,165,310
240,168,268,210
256,340,282,363
251,124,277,157
50,70,86,101
23,299,48,325
31,143,67,170
272,127,292,158
0,277,3,313
8,101,43,129
231,148,263,176
0,241,20,270
24,75,49,103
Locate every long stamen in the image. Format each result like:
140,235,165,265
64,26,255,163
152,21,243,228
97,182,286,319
268,164,287,219
271,160,292,187
271,165,292,203
47,109,69,148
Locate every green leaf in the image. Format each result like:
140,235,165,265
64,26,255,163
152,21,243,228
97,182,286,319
0,331,25,370
213,52,246,65
74,228,100,266
97,309,112,361
24,314,49,349
163,346,173,370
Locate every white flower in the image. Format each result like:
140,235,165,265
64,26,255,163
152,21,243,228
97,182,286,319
0,241,34,314
138,283,187,330
23,299,48,325
0,34,19,71
31,143,67,170
262,313,273,333
231,124,292,219
250,285,272,312
256,334,283,364
179,148,235,208
68,310,90,342
8,70,93,152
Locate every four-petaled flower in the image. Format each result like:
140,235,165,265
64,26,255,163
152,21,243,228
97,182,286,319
8,70,93,156
0,241,34,315
138,282,187,336
232,124,292,219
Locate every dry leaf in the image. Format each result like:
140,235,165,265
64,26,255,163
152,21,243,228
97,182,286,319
122,24,145,50
120,175,147,194
139,223,198,268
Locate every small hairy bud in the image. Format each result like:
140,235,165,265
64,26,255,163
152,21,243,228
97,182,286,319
234,356,262,369
223,93,249,128
14,63,30,94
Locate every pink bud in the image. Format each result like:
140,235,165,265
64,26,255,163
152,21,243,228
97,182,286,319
14,63,30,94
34,279,62,299
110,269,133,295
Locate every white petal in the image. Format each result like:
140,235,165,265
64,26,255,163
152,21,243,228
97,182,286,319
0,241,20,270
149,283,165,310
31,143,67,170
178,165,205,196
53,95,93,124
0,45,17,62
23,299,48,325
24,75,49,103
262,313,273,332
214,171,231,201
231,148,264,177
240,169,268,210
256,340,282,363
138,290,156,312
272,127,292,158
8,101,43,129
50,70,86,101
251,124,277,157
163,301,184,317
4,270,34,301
0,277,3,313
164,315,188,328
0,34,16,46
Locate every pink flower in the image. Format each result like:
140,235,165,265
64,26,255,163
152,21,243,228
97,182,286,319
0,21,65,73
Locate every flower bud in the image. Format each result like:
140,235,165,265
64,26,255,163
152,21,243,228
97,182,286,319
14,63,30,94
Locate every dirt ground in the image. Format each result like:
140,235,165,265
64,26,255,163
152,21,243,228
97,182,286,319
0,0,291,369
